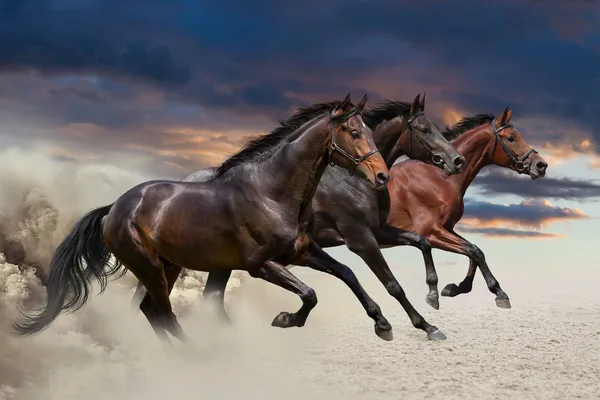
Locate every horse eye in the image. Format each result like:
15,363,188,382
507,136,515,143
350,130,360,139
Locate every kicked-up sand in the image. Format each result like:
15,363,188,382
0,252,598,400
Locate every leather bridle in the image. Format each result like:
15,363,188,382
328,109,379,176
488,118,538,172
405,111,444,166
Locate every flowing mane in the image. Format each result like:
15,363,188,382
214,101,359,177
362,100,412,129
443,114,495,140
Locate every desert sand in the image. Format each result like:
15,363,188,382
1,253,598,400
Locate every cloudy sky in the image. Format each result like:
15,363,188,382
0,0,599,272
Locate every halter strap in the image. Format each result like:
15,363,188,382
327,110,379,175
488,118,538,172
405,111,424,157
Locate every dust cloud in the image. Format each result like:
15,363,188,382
0,147,290,400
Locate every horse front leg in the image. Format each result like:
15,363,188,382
376,223,440,310
343,228,445,340
297,241,394,341
426,225,511,309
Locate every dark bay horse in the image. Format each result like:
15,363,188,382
386,107,548,309
133,94,466,340
14,94,398,343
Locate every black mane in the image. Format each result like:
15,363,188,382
443,114,495,140
214,101,359,177
362,100,413,129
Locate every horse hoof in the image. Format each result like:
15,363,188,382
271,312,295,328
495,298,512,309
427,329,447,341
441,283,459,297
426,294,440,310
374,325,394,341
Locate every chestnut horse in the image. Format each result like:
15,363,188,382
14,95,398,343
386,107,548,309
132,94,465,340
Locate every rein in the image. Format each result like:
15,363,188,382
328,109,379,176
488,118,538,172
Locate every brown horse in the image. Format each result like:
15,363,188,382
14,94,399,344
386,107,548,309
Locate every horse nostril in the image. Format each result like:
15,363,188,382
454,156,465,168
376,171,390,185
536,161,548,171
432,154,443,165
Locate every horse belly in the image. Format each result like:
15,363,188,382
158,231,247,272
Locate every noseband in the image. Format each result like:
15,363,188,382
328,110,380,176
488,118,538,172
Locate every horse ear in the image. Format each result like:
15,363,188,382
499,106,510,125
505,108,513,123
357,94,368,112
341,93,352,110
420,93,426,110
410,94,421,115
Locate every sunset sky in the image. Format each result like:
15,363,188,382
0,0,599,272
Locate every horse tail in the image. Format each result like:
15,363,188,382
13,204,124,335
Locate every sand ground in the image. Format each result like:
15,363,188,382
1,259,598,400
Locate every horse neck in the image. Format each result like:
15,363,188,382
447,125,495,195
372,116,406,168
261,117,331,213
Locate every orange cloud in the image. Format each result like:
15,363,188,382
456,225,565,240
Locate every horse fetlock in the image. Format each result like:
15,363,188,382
426,274,439,287
302,287,318,308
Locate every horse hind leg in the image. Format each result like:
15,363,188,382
249,260,318,329
204,271,233,324
118,236,189,344
138,260,191,344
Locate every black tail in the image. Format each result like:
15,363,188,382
13,204,124,335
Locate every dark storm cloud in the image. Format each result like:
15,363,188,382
0,0,599,178
0,1,191,85
473,169,600,201
463,198,587,229
0,0,598,122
